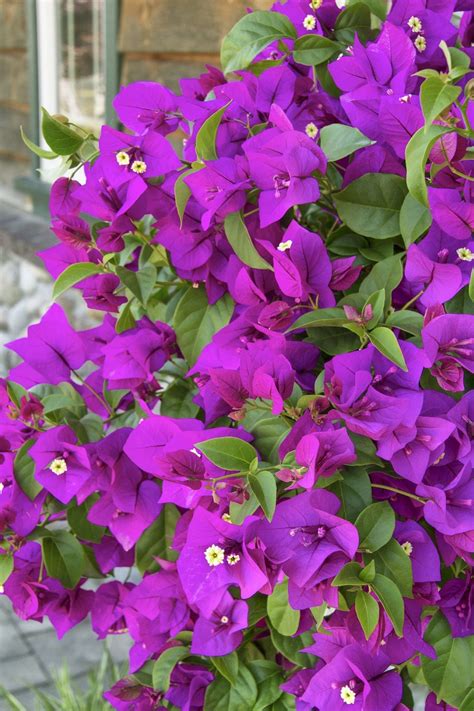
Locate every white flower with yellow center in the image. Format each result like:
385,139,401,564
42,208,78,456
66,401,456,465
309,0,323,9
414,36,427,52
407,16,423,33
303,14,317,30
340,685,356,705
278,239,293,252
116,151,130,166
221,513,232,523
227,553,240,565
305,122,319,139
204,544,225,567
401,541,413,556
131,159,147,174
220,615,229,624
49,458,68,476
457,247,474,262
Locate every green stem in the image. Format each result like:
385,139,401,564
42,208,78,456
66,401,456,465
371,483,426,504
401,289,424,311
72,370,114,417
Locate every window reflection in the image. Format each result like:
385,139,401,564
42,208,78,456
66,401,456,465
58,0,105,131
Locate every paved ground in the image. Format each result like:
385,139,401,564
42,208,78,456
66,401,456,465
0,595,129,708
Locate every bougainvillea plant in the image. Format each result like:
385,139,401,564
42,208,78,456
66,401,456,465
3,0,474,708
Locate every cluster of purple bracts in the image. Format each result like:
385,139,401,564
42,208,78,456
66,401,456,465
0,0,473,709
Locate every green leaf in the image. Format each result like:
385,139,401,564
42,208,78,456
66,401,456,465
292,35,341,66
346,0,388,20
329,468,372,522
355,590,379,640
332,562,364,587
469,270,474,302
52,263,103,300
195,101,232,161
368,327,408,371
267,580,300,636
288,307,347,331
205,665,258,711
152,646,189,692
399,192,432,247
224,211,273,270
14,439,43,500
115,300,136,333
269,628,315,667
459,689,474,711
20,126,57,159
221,11,296,74
41,530,85,589
0,554,13,586
371,573,404,636
211,652,239,686
355,501,395,553
359,559,376,583
42,382,87,422
173,286,234,367
160,380,199,419
364,289,385,329
334,3,372,44
41,108,84,155
135,504,179,573
196,436,258,472
174,167,200,226
229,491,259,525
116,263,157,306
385,310,423,337
241,409,291,464
422,612,474,707
420,77,461,130
67,496,106,544
334,173,407,239
405,124,455,205
372,539,413,598
360,254,403,309
320,124,374,161
249,470,277,521
248,660,283,711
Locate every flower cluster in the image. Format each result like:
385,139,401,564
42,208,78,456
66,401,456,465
1,0,473,709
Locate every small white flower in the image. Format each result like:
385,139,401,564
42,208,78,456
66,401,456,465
220,615,229,623
309,0,323,9
457,247,474,262
49,458,68,476
305,122,319,139
401,541,413,556
131,159,147,174
414,36,427,52
340,685,356,705
407,16,423,33
278,239,293,252
221,513,232,523
303,14,317,30
227,553,240,566
335,0,346,7
204,544,225,567
116,150,130,166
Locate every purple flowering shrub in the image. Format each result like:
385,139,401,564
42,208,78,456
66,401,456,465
3,1,474,709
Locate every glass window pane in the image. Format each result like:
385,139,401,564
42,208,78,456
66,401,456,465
58,0,105,131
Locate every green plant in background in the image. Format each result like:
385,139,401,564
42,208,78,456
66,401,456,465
0,649,122,711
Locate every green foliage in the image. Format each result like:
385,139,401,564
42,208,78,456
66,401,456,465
421,612,474,707
135,504,180,572
195,101,232,161
355,590,379,640
320,124,374,161
41,530,85,589
334,173,407,239
292,35,341,66
52,263,103,301
14,439,43,500
248,470,277,521
173,286,234,366
221,11,296,73
267,580,300,636
224,211,273,270
355,501,396,552
196,436,258,472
